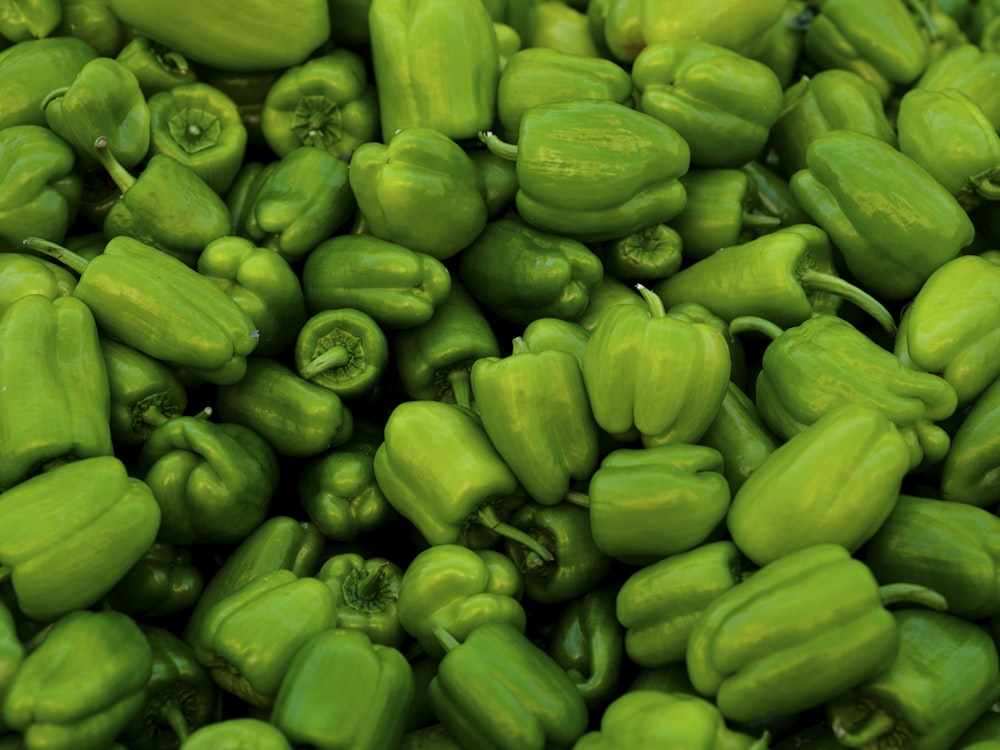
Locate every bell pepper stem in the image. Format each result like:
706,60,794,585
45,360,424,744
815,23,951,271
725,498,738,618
94,135,137,193
831,707,898,748
878,582,948,610
39,86,70,111
511,336,529,354
161,50,190,75
21,237,90,275
355,563,390,603
728,315,785,341
448,367,473,409
471,503,555,562
797,268,897,337
299,345,352,380
636,284,666,317
742,212,783,230
478,130,518,161
903,0,941,42
564,491,591,508
973,172,1000,201
159,701,193,743
432,627,461,654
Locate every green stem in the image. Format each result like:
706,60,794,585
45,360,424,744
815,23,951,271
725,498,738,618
472,503,555,562
511,336,529,354
142,403,173,429
878,582,948,610
564,491,591,509
636,283,666,317
300,345,351,380
355,563,389,603
39,86,69,111
159,702,192,743
742,212,782,230
162,51,189,74
903,0,940,42
728,315,785,341
478,130,518,161
973,172,1000,201
448,367,473,409
831,708,898,748
798,268,897,337
433,627,461,654
94,135,137,192
21,237,90,275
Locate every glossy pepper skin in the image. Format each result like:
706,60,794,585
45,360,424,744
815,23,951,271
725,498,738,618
114,35,197,97
749,314,958,469
940,373,1000,507
0,37,97,129
197,235,308,357
700,381,779,495
369,0,499,142
429,622,589,750
261,49,379,160
915,43,1000,129
790,129,976,301
397,545,526,660
0,253,76,317
301,234,451,330
294,309,389,399
271,628,414,750
632,39,784,168
726,403,911,567
0,125,82,252
179,717,292,749
0,294,113,491
582,286,731,446
103,542,203,620
470,336,600,505
895,254,1000,406
479,100,690,243
687,543,946,723
349,128,489,260
315,552,405,649
825,609,1000,750
616,540,746,668
3,609,152,750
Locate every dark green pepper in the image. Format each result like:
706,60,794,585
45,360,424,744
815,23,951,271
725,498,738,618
0,37,97,129
294,308,389,400
104,542,204,620
0,600,22,730
940,372,1000,506
51,0,128,59
316,552,405,649
699,381,779,495
597,223,684,282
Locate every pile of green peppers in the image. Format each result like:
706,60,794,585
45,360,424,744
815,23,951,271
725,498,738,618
3,0,1000,748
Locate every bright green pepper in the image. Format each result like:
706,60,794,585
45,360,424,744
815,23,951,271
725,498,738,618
506,0,598,56
52,0,127,58
631,39,784,168
397,544,526,660
260,48,379,160
0,0,61,43
3,609,152,750
915,43,1000,129
789,129,976,300
293,308,389,399
180,717,292,749
752,0,810,87
726,403,912,567
349,128,489,260
519,317,590,370
0,37,97,129
0,125,82,252
368,0,499,142
114,35,197,97
301,234,452,330
429,622,589,750
940,372,1000,506
197,235,308,356
0,294,112,490
687,543,948,723
25,236,259,385
479,100,690,243
104,542,204,620
271,628,414,750
315,553,405,649
107,0,330,72
825,609,1000,749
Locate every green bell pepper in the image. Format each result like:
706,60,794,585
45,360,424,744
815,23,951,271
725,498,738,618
260,48,379,160
0,0,61,43
0,600,22,732
687,543,948,723
574,690,769,749
458,217,604,324
699,381,779,495
114,35,197,97
147,82,247,196
315,552,405,649
726,403,912,567
825,609,1000,749
197,235,308,357
0,125,82,252
270,628,414,750
616,540,747,669
191,568,335,708
397,544,526,660
0,293,113,490
597,222,684,282
893,254,1000,406
103,542,203,620
429,622,589,750
180,718,292,750
368,0,499,142
468,147,519,218
752,0,811,88
631,39,785,168
470,336,600,505
51,0,127,59
293,308,389,399
214,356,354,458
520,317,590,371
479,99,690,243
107,0,330,72
940,372,1000,506
301,233,451,330
0,36,96,129
507,1,597,57
503,500,613,605
3,609,152,750
349,128,489,260
915,43,1000,129
789,129,976,301
0,252,76,317
740,159,812,228
582,285,732,446
26,236,258,385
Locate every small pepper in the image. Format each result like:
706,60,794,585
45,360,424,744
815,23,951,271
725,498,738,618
103,542,204,620
294,308,389,400
315,552,406,649
597,223,684,282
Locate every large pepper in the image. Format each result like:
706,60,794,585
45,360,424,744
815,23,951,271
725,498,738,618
470,336,600,505
686,543,948,723
726,403,912,567
260,48,379,160
396,544,526,660
459,217,604,324
582,286,731,446
915,43,1000,129
103,542,203,620
825,609,1000,749
0,125,82,252
893,254,1000,405
349,128,489,260
789,129,976,300
301,234,452,331
939,372,1000,506
0,294,113,490
428,622,589,750
315,552,405,649
368,0,499,142
0,252,76,317
176,718,292,750
293,308,389,400
25,236,258,386
0,37,97,129
631,39,784,168
270,628,414,750
479,99,690,243
2,609,152,750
